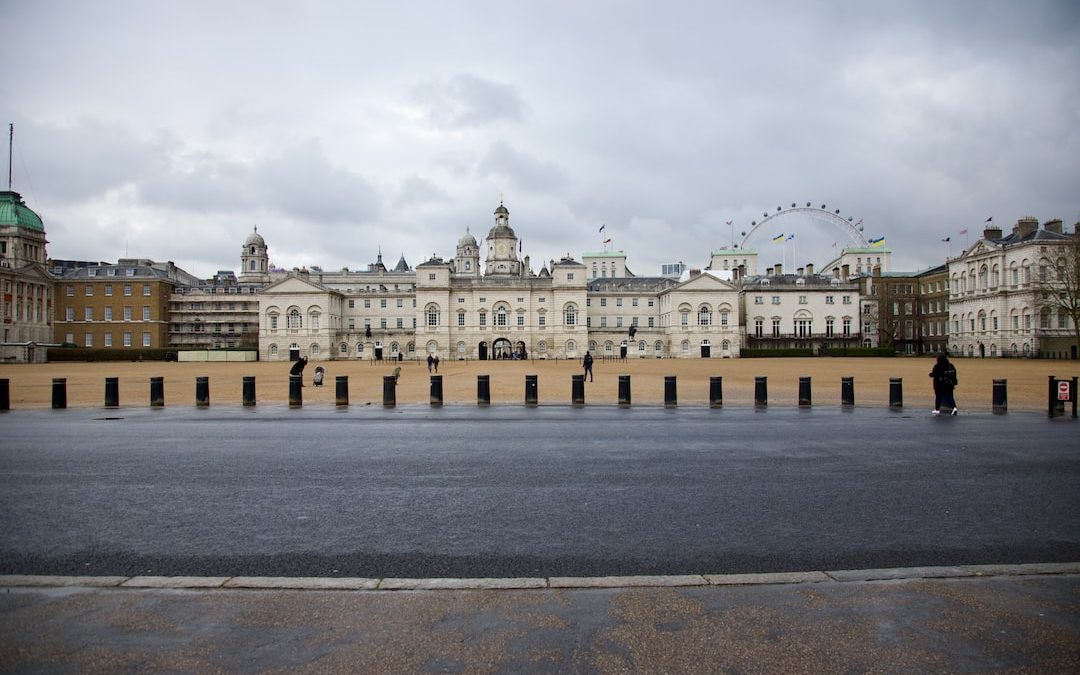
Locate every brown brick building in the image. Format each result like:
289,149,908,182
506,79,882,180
53,260,186,350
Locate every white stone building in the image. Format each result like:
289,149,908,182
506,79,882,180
742,263,861,352
947,217,1076,358
257,201,744,361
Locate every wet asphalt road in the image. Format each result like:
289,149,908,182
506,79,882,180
1,405,1078,578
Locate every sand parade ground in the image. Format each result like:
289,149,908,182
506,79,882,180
0,357,1075,411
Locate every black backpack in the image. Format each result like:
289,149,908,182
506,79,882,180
937,366,958,388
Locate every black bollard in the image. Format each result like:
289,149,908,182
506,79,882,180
992,379,1007,414
525,374,538,405
477,375,490,406
619,375,631,406
430,375,443,407
242,376,256,407
841,376,855,406
336,375,349,406
383,375,396,408
664,376,677,407
0,378,8,411
889,378,903,408
104,377,119,408
709,376,723,408
195,376,210,407
52,378,67,409
150,377,164,407
289,374,303,407
572,374,585,405
754,376,767,407
798,376,811,407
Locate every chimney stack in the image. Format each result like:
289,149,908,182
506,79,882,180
805,263,814,276
1015,217,1038,238
774,263,783,275
797,267,804,276
766,267,773,276
1043,219,1063,235
984,223,1003,240
841,264,850,281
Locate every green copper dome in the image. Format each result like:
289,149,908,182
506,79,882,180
0,191,44,232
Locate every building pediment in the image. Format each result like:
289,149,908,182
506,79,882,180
260,274,338,295
672,272,737,292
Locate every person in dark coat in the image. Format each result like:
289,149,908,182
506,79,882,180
929,353,959,415
289,356,308,376
433,355,440,373
426,354,433,372
583,351,594,382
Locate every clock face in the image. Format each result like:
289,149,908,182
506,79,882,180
497,243,506,255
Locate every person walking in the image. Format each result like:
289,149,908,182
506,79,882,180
929,353,959,415
583,351,594,382
433,355,440,373
426,354,433,372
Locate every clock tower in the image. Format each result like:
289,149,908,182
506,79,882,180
484,200,521,276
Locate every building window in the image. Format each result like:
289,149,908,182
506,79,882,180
426,305,439,326
84,333,93,347
680,312,689,327
123,332,132,347
143,332,151,347
429,273,437,280
698,307,711,326
600,298,607,307
517,314,525,326
772,319,781,337
66,285,73,297
85,285,93,296
826,318,834,337
142,306,151,321
85,307,93,321
565,305,577,326
124,285,132,296
648,317,655,328
479,312,487,327
104,333,112,347
288,309,301,329
269,314,278,330
799,296,807,305
105,285,113,296
720,311,729,327
458,312,466,326
772,296,780,305
348,299,355,309
538,314,546,327
364,299,371,309
143,284,151,296
496,307,507,326
843,318,851,336
104,306,112,321
842,296,852,304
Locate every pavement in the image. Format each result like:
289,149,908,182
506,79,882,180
2,565,1078,673
2,405,1078,671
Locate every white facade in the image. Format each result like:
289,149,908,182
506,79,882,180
257,202,743,361
947,218,1075,358
742,270,861,351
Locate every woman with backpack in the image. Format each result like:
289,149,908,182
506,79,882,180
929,353,959,415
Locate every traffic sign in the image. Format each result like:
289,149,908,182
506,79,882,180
1058,380,1071,401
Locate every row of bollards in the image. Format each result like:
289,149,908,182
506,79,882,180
1,375,1068,415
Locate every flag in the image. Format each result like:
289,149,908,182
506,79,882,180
959,228,968,235
942,237,951,242
598,224,605,233
985,216,993,223
603,238,611,244
772,233,785,242
725,220,733,225
869,236,885,247
786,234,795,241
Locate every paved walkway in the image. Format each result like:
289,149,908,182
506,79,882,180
2,565,1078,673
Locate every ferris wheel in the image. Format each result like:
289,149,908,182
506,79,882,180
738,203,869,249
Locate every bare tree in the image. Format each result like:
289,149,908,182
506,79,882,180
1036,230,1080,357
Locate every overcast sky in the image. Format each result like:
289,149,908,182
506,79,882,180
3,1,1078,279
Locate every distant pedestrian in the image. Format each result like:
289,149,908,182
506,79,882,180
583,351,594,382
426,354,433,372
929,353,959,415
433,355,440,373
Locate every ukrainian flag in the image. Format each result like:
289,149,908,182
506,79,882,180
869,237,885,247
772,233,785,242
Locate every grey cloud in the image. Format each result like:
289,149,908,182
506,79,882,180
396,175,452,208
476,141,568,191
408,74,525,129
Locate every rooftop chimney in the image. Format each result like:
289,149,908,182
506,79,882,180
766,267,774,276
805,263,814,276
984,224,1003,241
841,264,850,281
1044,219,1063,235
1015,217,1038,238
774,263,782,275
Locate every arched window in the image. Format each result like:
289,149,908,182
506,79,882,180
309,312,320,330
654,340,663,354
426,340,438,354
426,304,440,327
356,343,365,356
721,339,731,351
390,342,399,355
339,342,348,355
269,344,278,358
698,307,712,326
538,341,547,353
681,340,690,354
310,343,320,356
268,312,279,330
564,304,577,326
288,309,301,329
638,340,646,351
457,341,466,354
566,339,577,354
588,340,597,351
604,341,613,355
496,305,508,326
